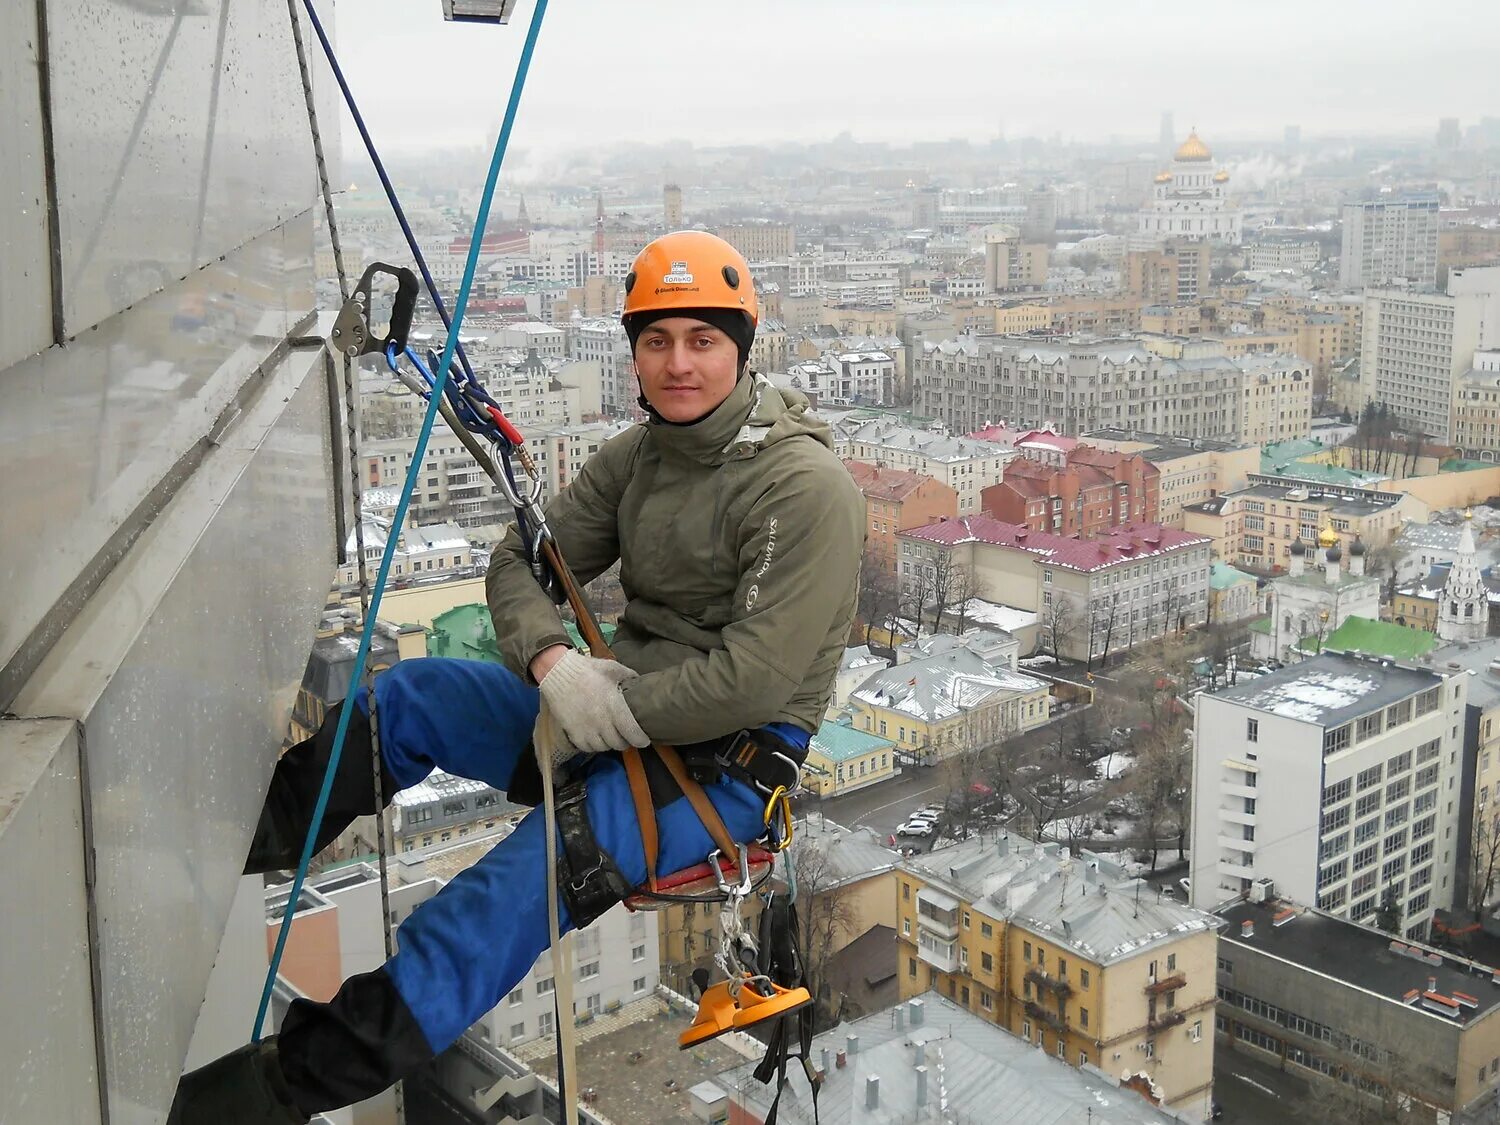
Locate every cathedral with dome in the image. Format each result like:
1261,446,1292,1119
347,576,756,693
1138,129,1242,244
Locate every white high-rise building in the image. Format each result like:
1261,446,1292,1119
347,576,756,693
1189,652,1465,941
1338,196,1439,289
1137,130,1242,244
1361,266,1500,441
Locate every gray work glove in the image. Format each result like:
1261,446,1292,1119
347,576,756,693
537,649,650,755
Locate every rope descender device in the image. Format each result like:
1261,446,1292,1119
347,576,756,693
331,262,420,358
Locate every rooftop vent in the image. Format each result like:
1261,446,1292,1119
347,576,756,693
1272,907,1296,927
1241,920,1255,938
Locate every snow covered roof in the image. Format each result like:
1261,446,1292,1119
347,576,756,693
1207,651,1443,727
899,834,1219,966
393,769,498,807
851,649,1047,722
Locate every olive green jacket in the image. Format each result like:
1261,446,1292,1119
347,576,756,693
486,372,864,744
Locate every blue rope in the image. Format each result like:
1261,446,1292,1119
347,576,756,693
254,0,550,1042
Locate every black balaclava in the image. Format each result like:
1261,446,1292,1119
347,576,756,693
623,307,757,423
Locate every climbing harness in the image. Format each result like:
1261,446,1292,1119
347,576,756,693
263,0,817,1117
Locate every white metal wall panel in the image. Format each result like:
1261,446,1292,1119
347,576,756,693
0,212,315,680
0,2,56,367
48,0,311,336
0,720,101,1124
14,342,335,1124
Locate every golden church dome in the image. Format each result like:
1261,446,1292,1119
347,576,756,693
1174,130,1212,162
1213,169,1230,183
1318,524,1340,548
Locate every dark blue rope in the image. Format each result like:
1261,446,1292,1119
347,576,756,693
298,0,483,389
254,0,550,1042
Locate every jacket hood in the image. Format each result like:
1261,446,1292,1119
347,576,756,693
647,372,833,466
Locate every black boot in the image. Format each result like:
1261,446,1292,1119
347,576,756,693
167,1039,309,1124
245,699,397,874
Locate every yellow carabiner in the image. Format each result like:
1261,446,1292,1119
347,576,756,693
762,785,794,852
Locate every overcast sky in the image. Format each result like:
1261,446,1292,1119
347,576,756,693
335,0,1499,157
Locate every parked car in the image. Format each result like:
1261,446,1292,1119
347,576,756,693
1179,877,1192,896
897,819,936,837
917,804,945,819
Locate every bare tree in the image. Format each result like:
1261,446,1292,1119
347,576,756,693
948,563,985,635
1088,593,1123,670
927,549,965,634
792,836,860,1024
1302,1031,1443,1124
1040,593,1081,659
1126,684,1193,868
1468,813,1500,914
856,545,901,653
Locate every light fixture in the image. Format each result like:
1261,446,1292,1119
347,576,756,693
441,0,518,22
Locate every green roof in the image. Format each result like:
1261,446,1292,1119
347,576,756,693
1294,616,1436,660
1211,561,1256,591
1261,438,1325,465
1442,458,1493,472
1248,616,1273,635
1259,458,1382,488
427,603,615,663
809,720,895,763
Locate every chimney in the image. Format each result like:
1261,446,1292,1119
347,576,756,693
1429,976,1438,993
1241,920,1255,938
847,1034,860,1057
866,1075,881,1110
895,1006,905,1032
836,1050,847,1069
998,836,1010,858
821,1048,832,1074
909,998,925,1027
915,1065,929,1107
915,1042,926,1065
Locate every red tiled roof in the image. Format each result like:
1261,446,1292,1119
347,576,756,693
899,516,1209,572
843,459,933,502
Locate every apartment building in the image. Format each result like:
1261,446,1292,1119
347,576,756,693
899,517,1211,663
843,459,958,574
897,836,1220,1117
1189,652,1465,939
832,417,1013,515
979,445,1159,537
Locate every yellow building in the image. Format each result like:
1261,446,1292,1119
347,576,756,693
801,720,897,799
897,836,1220,1117
1186,479,1413,571
1140,304,1203,337
992,302,1054,334
657,813,899,1002
848,650,1051,764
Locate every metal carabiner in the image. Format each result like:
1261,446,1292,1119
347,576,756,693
709,843,754,900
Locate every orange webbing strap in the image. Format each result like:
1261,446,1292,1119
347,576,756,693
622,748,660,892
654,743,740,859
541,538,741,888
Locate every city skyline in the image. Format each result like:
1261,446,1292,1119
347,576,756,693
335,0,1500,156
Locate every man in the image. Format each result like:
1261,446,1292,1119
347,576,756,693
170,230,865,1122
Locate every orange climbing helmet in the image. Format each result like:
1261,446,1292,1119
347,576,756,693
622,230,758,326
